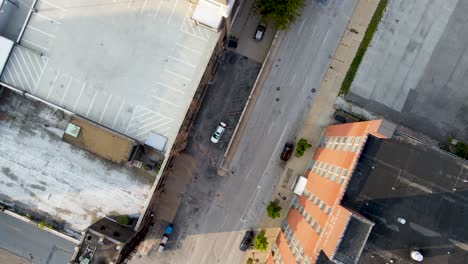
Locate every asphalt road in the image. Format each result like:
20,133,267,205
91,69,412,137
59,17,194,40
131,1,357,263
0,212,75,264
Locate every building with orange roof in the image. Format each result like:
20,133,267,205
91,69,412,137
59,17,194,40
267,120,396,264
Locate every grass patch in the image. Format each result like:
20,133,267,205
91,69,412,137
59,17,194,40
339,0,389,96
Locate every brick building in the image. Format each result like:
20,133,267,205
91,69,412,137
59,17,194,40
268,120,396,264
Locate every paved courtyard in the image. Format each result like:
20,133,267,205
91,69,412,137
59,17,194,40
0,0,219,149
346,0,468,142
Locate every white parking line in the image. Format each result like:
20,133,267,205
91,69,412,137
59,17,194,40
141,0,149,13
27,25,56,38
111,100,125,129
60,76,72,106
128,119,167,134
176,42,201,54
41,0,67,12
24,49,40,80
298,18,307,34
154,0,163,17
12,53,34,92
289,73,296,88
9,60,26,90
34,12,62,25
21,39,49,51
164,69,190,81
302,77,309,93
127,114,162,129
86,91,98,117
152,95,182,107
34,56,48,93
134,121,172,137
73,81,86,111
156,82,185,94
127,0,133,8
98,95,113,123
167,0,178,24
168,56,195,68
47,70,60,100
16,48,37,84
4,68,14,85
158,126,171,134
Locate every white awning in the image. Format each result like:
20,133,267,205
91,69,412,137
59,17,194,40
0,36,14,75
293,176,308,196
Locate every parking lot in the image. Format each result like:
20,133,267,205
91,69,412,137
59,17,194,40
346,0,468,142
0,0,219,148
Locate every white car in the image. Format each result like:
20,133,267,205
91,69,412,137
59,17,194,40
211,122,226,143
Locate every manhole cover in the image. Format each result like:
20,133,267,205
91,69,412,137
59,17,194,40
311,88,316,93
276,87,280,91
275,98,280,102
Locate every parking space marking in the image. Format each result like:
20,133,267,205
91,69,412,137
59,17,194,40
164,69,190,81
9,58,27,91
126,105,174,140
302,77,309,93
154,0,163,17
21,39,49,51
179,4,209,42
3,68,15,85
85,90,98,117
73,81,86,111
167,0,178,24
168,56,195,68
127,0,133,8
175,43,202,54
23,50,41,80
156,82,185,94
27,25,56,39
41,0,67,12
12,53,34,92
60,76,73,106
128,119,168,134
46,70,60,99
16,49,37,87
98,95,113,123
151,95,182,108
140,0,149,13
34,12,62,25
112,100,126,129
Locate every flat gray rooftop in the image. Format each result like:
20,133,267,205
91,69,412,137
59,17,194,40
0,90,152,230
0,0,219,149
346,0,468,142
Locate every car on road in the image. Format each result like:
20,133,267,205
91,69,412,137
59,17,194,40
254,24,266,41
211,122,227,143
240,230,254,251
280,142,294,161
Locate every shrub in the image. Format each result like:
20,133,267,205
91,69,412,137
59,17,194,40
116,215,130,226
254,230,269,252
267,200,282,219
295,138,312,157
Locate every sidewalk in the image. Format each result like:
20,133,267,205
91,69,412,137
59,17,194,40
240,0,380,262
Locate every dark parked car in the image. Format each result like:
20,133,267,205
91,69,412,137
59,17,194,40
280,142,294,161
240,230,254,251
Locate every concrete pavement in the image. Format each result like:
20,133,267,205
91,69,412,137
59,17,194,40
0,211,76,264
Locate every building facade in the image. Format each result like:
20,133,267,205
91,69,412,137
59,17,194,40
268,120,396,264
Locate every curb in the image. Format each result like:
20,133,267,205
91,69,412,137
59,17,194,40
2,210,79,244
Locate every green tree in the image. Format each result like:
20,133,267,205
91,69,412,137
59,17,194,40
295,138,312,157
254,230,269,251
267,200,282,219
255,0,306,30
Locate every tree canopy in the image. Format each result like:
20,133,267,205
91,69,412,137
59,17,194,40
256,0,306,30
267,200,282,219
254,230,269,251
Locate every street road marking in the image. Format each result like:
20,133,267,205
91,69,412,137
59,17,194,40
289,73,296,88
27,25,56,38
298,18,307,34
60,76,73,106
73,81,86,111
167,0,178,24
86,90,98,117
21,39,49,51
42,0,67,12
168,56,196,68
164,69,190,81
176,43,202,54
141,0,149,13
35,12,62,24
267,121,275,135
157,82,185,94
46,70,60,100
152,95,182,107
7,224,22,232
240,122,289,226
111,100,125,128
302,77,309,93
99,95,113,123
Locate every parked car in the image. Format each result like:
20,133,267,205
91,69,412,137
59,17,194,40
211,122,227,143
254,24,266,41
280,142,294,161
240,230,254,251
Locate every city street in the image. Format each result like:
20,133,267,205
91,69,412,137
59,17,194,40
0,212,76,264
132,0,357,263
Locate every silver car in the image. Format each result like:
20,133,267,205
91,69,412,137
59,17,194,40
211,122,226,143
